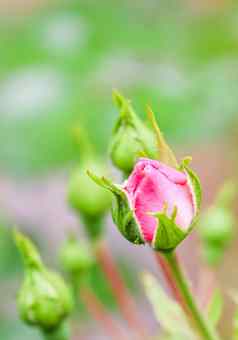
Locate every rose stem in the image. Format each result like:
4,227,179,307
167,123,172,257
154,252,186,308
163,251,221,340
94,240,148,340
80,286,126,340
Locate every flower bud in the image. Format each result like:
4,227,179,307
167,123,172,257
14,231,73,332
68,125,112,240
60,234,94,275
68,159,111,218
109,91,158,175
199,181,236,265
68,124,111,216
68,158,112,240
88,157,201,251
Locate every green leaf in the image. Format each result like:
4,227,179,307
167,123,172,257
207,289,223,327
142,272,198,339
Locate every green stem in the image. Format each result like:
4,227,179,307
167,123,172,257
42,322,70,340
164,251,221,340
82,215,104,241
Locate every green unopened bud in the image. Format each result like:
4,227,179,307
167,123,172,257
68,159,111,219
200,208,234,245
60,234,94,275
69,124,111,215
199,181,236,266
14,231,73,332
109,90,158,175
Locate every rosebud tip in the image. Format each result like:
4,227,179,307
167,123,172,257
112,89,124,108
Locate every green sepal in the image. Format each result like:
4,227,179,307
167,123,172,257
180,157,202,214
14,229,43,270
147,107,178,167
87,171,144,245
152,210,187,251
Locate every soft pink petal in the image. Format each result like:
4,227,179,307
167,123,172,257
158,163,187,185
123,158,195,243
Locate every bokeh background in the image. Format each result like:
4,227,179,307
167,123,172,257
0,0,238,339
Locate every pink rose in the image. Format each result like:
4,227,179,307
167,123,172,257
123,158,197,244
88,157,201,250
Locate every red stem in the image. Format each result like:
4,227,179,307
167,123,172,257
95,241,148,340
80,286,126,340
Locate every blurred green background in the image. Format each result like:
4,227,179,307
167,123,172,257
1,0,237,175
0,0,238,339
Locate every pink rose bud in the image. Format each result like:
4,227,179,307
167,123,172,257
88,158,201,251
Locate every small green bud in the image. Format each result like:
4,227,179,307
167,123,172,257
199,181,236,266
14,231,73,332
200,208,234,245
68,158,112,240
68,125,112,240
109,91,158,175
68,159,111,219
60,234,94,275
202,245,224,266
